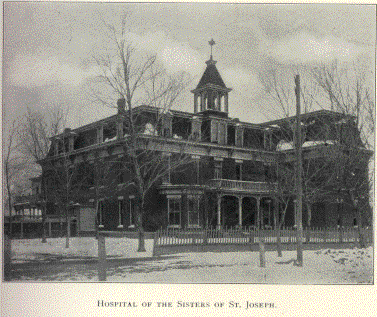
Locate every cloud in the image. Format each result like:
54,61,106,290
7,31,205,89
7,54,96,88
222,68,264,98
124,31,204,77
262,32,368,64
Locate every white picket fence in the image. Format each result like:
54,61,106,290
154,227,373,247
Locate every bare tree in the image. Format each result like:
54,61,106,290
261,65,373,258
266,157,295,257
91,15,192,251
3,120,28,239
312,63,374,247
17,106,67,242
44,137,92,248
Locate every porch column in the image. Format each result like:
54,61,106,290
191,117,201,141
217,194,222,230
256,197,261,229
238,196,243,227
293,199,297,228
263,129,268,150
117,196,124,229
116,119,123,140
235,125,244,147
97,125,103,144
214,158,223,180
266,199,272,227
194,94,198,113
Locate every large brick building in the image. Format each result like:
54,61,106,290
8,54,372,237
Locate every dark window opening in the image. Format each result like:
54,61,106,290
172,116,191,140
201,120,211,142
243,128,264,149
236,164,241,181
74,130,97,149
103,122,117,142
227,125,235,146
134,112,158,134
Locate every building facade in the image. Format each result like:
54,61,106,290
9,54,372,237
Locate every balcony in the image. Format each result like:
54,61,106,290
206,179,277,193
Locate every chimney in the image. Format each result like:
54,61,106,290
117,98,126,114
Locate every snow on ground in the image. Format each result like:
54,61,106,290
11,237,154,263
103,247,373,284
9,238,373,284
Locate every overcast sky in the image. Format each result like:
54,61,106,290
3,2,376,132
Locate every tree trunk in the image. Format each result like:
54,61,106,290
357,207,365,248
350,191,365,248
65,207,70,249
277,228,282,257
259,236,266,267
136,202,146,252
41,204,47,243
306,201,312,229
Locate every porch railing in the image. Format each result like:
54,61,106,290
206,179,277,192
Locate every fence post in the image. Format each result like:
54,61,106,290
4,234,11,281
339,227,343,243
98,233,107,281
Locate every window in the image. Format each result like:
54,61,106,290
187,196,200,227
118,198,124,228
129,197,135,227
97,200,104,228
168,197,181,227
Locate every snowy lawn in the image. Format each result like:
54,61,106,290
8,238,373,284
104,247,373,284
10,237,154,263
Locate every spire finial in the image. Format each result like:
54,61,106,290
208,38,216,59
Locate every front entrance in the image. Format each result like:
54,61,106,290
222,196,238,227
242,197,257,227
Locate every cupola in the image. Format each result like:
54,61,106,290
191,39,232,117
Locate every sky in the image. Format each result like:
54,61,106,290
2,2,376,133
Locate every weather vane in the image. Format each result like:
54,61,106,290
208,38,216,59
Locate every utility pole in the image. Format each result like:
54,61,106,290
295,75,303,266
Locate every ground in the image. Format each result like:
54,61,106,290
7,237,373,283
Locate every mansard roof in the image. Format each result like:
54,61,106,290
260,109,355,127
